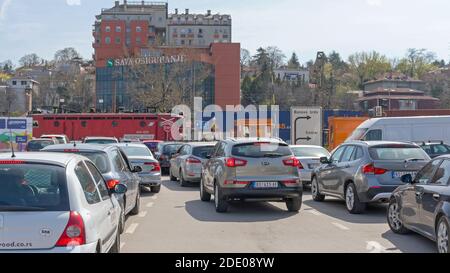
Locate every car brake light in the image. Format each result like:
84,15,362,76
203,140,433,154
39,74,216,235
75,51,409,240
283,180,300,185
144,162,161,172
224,180,249,185
106,179,120,190
362,164,387,175
0,160,25,164
225,158,247,167
64,149,79,153
186,157,201,164
55,211,86,247
283,157,300,167
298,162,304,170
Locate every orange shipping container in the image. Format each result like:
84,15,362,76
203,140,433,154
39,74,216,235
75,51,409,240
328,117,369,151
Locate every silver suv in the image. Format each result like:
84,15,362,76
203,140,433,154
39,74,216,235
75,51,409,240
200,138,303,213
311,141,431,214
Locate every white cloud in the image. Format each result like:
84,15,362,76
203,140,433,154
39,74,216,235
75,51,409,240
0,0,13,20
66,0,81,6
366,0,383,6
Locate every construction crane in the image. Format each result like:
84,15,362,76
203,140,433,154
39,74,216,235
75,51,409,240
310,51,334,108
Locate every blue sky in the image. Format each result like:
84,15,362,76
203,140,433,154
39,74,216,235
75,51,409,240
1,0,449,65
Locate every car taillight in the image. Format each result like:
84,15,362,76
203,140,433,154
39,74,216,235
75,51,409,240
283,157,300,167
144,162,161,172
362,164,387,175
64,149,79,153
225,158,247,167
0,160,25,164
298,162,304,170
186,157,201,164
224,180,249,185
55,211,86,247
283,180,300,185
106,179,120,190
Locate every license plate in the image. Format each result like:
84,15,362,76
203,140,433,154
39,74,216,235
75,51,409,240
308,164,320,169
392,171,417,179
253,182,279,189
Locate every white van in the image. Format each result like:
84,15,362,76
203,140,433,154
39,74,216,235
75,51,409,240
346,116,450,143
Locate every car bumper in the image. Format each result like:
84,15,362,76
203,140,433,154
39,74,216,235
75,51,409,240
300,170,313,184
139,173,162,186
0,242,98,253
221,187,303,201
359,186,399,203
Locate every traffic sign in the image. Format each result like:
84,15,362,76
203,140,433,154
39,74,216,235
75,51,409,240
291,107,322,146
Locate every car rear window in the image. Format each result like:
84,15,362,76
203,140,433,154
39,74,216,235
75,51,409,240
46,150,111,173
27,140,54,150
369,145,429,161
163,144,183,155
192,146,215,159
0,163,69,212
85,139,117,144
291,147,330,158
121,146,153,158
232,142,293,158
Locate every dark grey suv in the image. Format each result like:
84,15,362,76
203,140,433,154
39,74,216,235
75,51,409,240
311,141,430,214
200,138,303,213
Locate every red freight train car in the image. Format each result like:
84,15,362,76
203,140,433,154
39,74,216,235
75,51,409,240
32,113,183,141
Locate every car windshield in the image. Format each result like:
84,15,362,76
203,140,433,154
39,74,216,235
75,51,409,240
232,142,292,158
291,147,330,158
85,139,117,144
121,146,153,158
0,163,70,212
163,144,183,155
346,128,368,142
192,146,215,159
369,145,429,161
27,141,54,150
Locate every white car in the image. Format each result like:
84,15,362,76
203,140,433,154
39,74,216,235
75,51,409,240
0,152,126,253
290,145,331,186
41,135,70,144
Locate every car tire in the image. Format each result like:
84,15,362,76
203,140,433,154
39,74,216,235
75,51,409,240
200,177,211,202
214,183,228,213
170,169,177,181
151,185,161,193
286,197,302,212
118,204,125,234
345,183,366,214
109,230,121,253
179,170,188,187
311,177,325,202
437,216,449,254
130,190,140,216
387,198,410,234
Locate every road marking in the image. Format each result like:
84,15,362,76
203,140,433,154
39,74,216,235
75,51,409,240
125,223,139,234
307,210,322,216
332,222,350,230
138,211,148,218
151,195,158,200
120,242,125,249
146,202,154,208
366,241,389,253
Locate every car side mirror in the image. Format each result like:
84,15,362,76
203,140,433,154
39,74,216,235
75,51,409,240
205,154,212,159
320,157,330,164
113,184,128,194
401,174,413,184
132,166,143,173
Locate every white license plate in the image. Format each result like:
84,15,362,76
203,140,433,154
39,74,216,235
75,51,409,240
392,171,417,179
308,164,320,169
253,182,279,189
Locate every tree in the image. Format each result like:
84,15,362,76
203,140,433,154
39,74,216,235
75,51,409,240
287,52,300,69
19,53,42,67
1,60,14,73
348,51,392,89
265,46,286,70
395,48,438,78
54,47,82,64
240,48,251,68
328,51,347,72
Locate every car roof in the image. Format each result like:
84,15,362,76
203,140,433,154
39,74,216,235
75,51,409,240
0,152,85,167
224,138,287,144
84,136,118,140
184,142,217,147
42,143,115,152
41,134,67,137
114,143,148,148
29,138,54,141
345,140,420,147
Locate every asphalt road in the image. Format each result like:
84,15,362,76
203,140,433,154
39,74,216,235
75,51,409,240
121,177,437,253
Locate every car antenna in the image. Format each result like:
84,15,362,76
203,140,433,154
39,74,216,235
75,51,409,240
73,141,77,147
7,110,15,158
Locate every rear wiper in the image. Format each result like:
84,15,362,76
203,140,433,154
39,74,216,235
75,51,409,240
263,153,284,158
0,206,46,212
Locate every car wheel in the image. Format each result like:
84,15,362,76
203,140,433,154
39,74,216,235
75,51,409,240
387,198,409,234
214,183,228,213
200,177,211,202
311,177,325,202
118,205,125,234
151,185,161,193
130,190,140,215
170,168,177,181
345,183,366,214
109,229,121,253
179,170,188,187
437,217,449,254
286,197,302,212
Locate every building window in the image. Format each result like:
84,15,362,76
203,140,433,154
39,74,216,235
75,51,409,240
181,40,185,45
199,28,203,34
126,37,131,45
136,26,142,32
188,40,192,46
115,37,121,44
116,26,121,32
21,81,27,86
12,81,17,85
105,37,111,44
105,26,111,32
136,37,141,44
126,27,131,33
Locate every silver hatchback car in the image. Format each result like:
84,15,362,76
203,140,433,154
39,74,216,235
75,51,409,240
200,138,303,213
311,141,431,214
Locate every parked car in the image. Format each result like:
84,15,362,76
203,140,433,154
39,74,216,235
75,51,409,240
83,137,119,144
26,138,58,152
115,143,162,193
155,142,184,174
388,156,450,253
311,141,430,214
419,142,450,159
42,144,141,233
41,134,70,144
169,142,216,186
290,145,331,187
201,138,303,213
142,140,163,154
0,152,126,253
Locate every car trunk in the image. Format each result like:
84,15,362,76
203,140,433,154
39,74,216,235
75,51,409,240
372,160,428,185
0,212,69,251
235,156,298,180
296,157,321,170
128,156,159,174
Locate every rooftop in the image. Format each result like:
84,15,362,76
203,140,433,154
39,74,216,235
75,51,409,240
100,1,167,14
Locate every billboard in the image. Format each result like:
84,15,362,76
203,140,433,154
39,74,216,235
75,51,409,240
0,117,33,152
